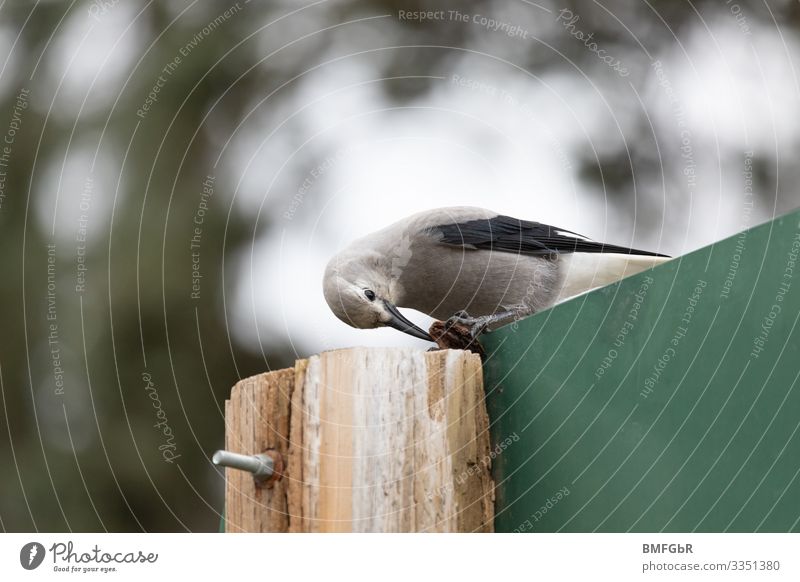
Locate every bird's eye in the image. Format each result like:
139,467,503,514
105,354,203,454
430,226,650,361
364,289,376,301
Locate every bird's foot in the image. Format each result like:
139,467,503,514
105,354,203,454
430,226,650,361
445,311,491,339
446,308,530,338
429,319,486,357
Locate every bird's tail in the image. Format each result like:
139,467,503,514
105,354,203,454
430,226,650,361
555,253,671,303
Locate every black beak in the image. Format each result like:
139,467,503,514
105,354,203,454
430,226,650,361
383,301,433,341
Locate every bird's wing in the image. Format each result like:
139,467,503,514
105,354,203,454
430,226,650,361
431,214,669,257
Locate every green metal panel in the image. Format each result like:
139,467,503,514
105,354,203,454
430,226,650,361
482,209,800,532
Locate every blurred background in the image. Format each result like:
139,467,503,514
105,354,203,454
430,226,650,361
0,0,798,532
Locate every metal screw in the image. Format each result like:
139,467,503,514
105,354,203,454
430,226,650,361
212,449,283,485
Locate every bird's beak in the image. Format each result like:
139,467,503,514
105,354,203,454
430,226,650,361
383,301,433,341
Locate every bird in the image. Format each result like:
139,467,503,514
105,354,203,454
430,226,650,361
323,206,670,341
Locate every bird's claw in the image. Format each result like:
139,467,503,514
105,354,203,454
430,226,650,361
445,311,490,339
446,310,471,324
445,310,473,328
469,321,489,338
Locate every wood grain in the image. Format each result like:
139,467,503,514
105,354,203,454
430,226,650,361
222,348,493,532
223,369,293,533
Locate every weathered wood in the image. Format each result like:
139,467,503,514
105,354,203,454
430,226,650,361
223,348,493,532
223,369,293,533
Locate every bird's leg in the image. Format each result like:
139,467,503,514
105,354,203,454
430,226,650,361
446,308,527,338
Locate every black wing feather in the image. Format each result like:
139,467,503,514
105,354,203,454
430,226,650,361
433,214,669,257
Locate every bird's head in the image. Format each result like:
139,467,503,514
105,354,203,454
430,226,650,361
323,250,432,341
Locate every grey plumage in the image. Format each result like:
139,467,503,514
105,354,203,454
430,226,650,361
323,206,670,340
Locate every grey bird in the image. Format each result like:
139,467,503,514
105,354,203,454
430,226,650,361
323,206,670,341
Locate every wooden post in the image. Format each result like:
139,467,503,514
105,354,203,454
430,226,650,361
222,348,493,532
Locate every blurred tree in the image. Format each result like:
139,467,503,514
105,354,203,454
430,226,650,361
0,0,796,532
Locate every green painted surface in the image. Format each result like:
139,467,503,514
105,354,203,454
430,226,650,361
481,209,800,532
